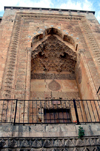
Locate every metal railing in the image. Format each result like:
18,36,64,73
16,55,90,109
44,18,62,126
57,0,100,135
0,99,99,124
0,99,16,123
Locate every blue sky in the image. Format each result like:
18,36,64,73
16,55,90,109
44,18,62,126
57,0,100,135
0,0,100,23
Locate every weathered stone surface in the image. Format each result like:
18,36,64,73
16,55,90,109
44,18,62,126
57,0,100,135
0,7,100,151
0,123,100,138
0,136,100,150
0,7,99,102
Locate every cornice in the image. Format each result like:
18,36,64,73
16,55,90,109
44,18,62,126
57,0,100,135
4,6,95,15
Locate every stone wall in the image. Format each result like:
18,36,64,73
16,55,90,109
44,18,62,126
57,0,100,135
0,123,100,137
0,7,100,125
0,124,100,150
0,8,100,150
0,7,99,100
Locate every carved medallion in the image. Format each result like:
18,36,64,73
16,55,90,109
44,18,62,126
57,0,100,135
48,80,61,91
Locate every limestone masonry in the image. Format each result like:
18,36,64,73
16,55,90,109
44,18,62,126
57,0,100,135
0,7,100,100
0,6,100,150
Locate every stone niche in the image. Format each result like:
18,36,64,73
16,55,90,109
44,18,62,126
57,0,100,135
29,28,80,123
31,28,80,101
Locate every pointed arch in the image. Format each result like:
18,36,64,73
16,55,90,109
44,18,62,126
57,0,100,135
31,27,76,49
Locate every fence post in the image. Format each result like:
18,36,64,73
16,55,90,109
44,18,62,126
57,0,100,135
14,99,18,125
73,99,80,125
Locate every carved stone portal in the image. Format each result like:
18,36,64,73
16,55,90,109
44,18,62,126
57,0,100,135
31,34,79,100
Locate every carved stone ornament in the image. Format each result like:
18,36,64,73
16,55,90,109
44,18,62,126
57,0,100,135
0,137,100,150
48,80,61,91
31,35,77,77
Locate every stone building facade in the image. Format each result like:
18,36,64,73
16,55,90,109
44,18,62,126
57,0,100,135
0,6,100,150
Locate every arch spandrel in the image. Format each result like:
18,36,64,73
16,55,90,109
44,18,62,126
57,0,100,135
31,27,77,50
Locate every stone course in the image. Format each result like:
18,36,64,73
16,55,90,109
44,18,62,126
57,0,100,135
0,123,100,137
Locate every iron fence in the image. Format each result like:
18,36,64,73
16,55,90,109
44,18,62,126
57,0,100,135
0,99,16,123
0,99,99,124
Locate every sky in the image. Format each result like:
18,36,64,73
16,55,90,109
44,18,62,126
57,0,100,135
0,0,100,23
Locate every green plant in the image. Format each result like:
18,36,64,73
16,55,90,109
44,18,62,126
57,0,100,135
78,126,84,138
